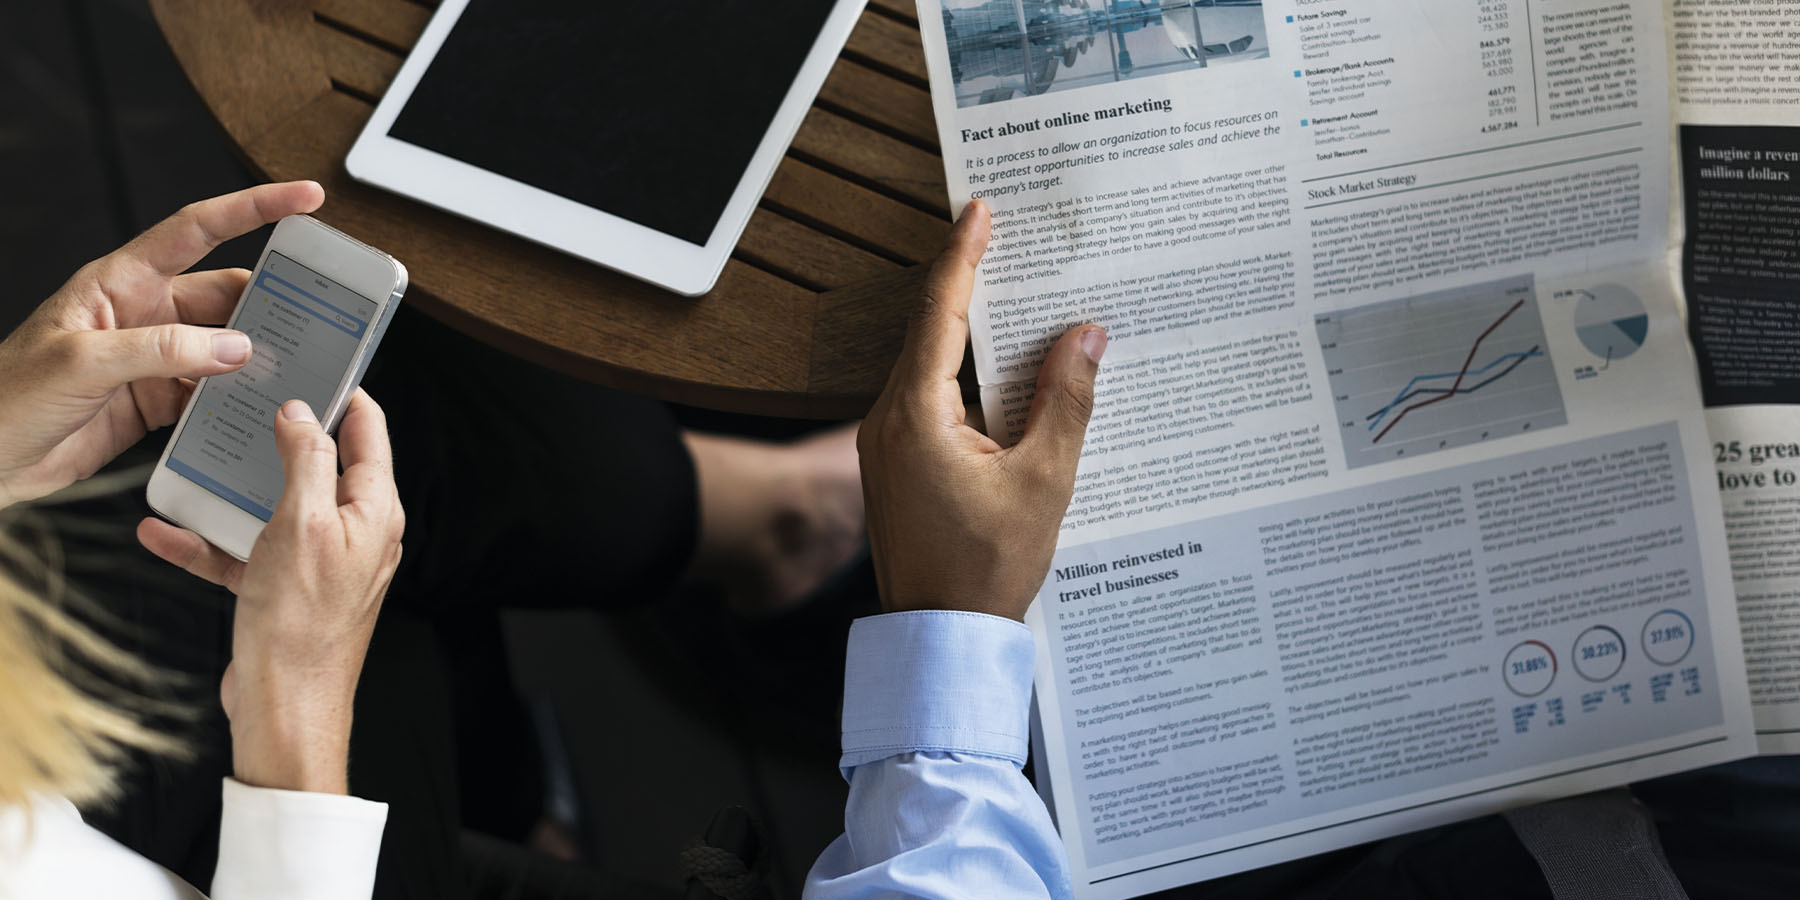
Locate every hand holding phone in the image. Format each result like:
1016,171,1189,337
139,391,404,794
147,211,407,559
130,195,409,793
0,182,325,511
0,181,407,795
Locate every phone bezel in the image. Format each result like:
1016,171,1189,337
147,215,405,561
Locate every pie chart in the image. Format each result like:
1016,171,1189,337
1574,284,1648,363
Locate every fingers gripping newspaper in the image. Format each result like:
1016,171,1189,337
915,1,1758,896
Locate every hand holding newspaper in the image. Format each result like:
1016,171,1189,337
912,1,1800,896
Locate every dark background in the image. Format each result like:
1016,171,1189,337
1,2,854,896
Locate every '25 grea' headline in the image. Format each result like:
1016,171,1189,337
959,97,1174,144
1716,440,1800,492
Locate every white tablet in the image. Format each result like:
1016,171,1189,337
347,0,868,297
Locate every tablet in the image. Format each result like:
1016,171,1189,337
347,0,867,296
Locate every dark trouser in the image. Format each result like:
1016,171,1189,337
73,306,698,899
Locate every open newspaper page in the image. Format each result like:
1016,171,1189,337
915,1,1757,896
1670,0,1800,754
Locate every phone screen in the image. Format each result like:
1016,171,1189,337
165,251,379,521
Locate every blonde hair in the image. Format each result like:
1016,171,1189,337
0,470,185,810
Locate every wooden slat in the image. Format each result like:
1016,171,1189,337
763,160,947,265
791,108,947,216
808,266,927,403
150,0,329,145
867,0,920,24
736,209,899,291
818,58,938,150
846,10,929,84
311,0,430,50
314,19,401,100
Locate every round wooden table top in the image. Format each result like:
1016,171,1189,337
149,0,948,418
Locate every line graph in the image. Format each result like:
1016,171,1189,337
1365,345,1545,433
1317,276,1567,469
1371,298,1526,443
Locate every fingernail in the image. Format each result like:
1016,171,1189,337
281,400,317,424
212,331,252,365
1081,328,1108,363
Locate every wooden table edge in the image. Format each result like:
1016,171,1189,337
147,0,928,421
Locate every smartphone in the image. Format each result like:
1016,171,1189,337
148,215,407,561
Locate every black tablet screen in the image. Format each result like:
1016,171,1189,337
389,0,841,246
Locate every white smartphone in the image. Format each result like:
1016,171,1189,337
148,215,407,561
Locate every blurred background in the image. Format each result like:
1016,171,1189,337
1,3,866,897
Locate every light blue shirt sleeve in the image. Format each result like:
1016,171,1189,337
803,610,1073,900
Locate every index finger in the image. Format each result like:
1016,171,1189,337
895,200,991,388
271,400,340,516
334,389,396,508
125,182,326,277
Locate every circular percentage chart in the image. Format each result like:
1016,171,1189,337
1573,625,1627,682
1643,610,1695,666
1504,640,1558,697
1574,284,1648,364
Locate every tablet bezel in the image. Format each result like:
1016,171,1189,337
346,0,868,297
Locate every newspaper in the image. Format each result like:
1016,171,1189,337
1671,0,1800,755
913,1,1765,896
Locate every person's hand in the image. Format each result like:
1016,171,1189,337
137,391,404,795
0,181,325,510
858,200,1106,622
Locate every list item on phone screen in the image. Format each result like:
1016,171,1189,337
166,251,377,521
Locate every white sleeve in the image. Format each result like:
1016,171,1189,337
210,778,388,900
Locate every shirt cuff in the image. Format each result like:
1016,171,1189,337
212,778,388,900
840,610,1036,771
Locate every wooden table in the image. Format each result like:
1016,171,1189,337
149,0,948,418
